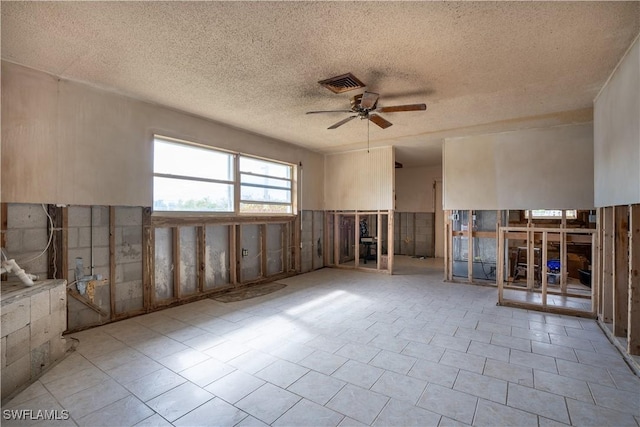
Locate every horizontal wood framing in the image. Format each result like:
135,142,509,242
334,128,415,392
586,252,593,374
497,225,596,316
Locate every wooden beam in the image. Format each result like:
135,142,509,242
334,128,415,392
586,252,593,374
628,204,640,355
561,210,568,294
334,213,340,266
109,206,117,319
197,226,206,293
377,212,382,270
234,225,241,284
602,207,614,323
46,205,65,280
542,231,548,307
497,227,505,304
1,203,7,260
261,224,268,278
500,300,597,319
614,206,629,337
294,214,301,272
230,225,237,285
412,213,417,256
151,214,296,227
592,208,601,316
142,208,154,310
387,210,394,274
172,227,180,299
286,221,292,272
468,210,473,283
591,232,597,315
355,212,360,268
281,222,286,274
60,207,68,282
527,225,535,290
444,210,450,281
311,211,316,271
68,289,109,317
323,212,329,267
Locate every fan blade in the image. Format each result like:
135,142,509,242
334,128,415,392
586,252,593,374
360,91,380,109
306,109,353,114
369,114,393,129
377,103,427,113
328,115,357,129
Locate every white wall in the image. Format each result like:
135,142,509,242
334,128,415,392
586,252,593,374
443,123,594,210
395,166,442,212
1,62,324,209
594,35,640,207
324,147,395,211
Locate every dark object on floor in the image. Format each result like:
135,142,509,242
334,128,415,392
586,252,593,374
578,269,591,288
212,282,287,303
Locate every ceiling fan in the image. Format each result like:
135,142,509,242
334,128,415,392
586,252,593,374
306,91,427,130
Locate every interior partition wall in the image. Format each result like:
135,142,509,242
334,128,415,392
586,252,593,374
496,226,596,317
325,210,394,274
445,210,502,283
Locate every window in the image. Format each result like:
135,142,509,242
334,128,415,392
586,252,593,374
153,136,294,215
525,210,577,220
240,156,292,214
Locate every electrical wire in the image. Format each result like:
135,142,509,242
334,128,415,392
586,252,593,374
18,204,56,264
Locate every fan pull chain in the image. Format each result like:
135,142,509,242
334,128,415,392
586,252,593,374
367,117,370,153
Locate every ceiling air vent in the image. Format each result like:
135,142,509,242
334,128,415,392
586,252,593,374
318,73,366,94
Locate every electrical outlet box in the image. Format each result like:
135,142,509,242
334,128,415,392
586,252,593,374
242,248,248,257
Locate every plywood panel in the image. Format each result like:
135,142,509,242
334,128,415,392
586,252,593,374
324,147,394,211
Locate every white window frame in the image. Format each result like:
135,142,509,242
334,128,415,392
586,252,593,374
524,209,577,220
239,155,294,214
152,136,295,216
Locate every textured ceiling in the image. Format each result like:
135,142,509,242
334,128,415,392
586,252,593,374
2,2,639,167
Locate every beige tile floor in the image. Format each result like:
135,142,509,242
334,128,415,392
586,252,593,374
3,257,639,426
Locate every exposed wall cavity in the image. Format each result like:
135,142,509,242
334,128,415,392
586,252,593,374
154,228,174,301
179,227,198,296
205,225,230,289
300,210,325,273
266,224,284,276
394,212,435,257
241,224,261,282
66,206,110,331
114,207,143,314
